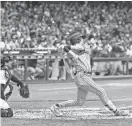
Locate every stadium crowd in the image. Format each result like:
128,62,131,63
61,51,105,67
1,1,132,80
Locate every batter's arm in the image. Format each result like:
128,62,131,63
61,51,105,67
64,46,79,59
70,44,84,51
66,43,91,54
55,44,78,59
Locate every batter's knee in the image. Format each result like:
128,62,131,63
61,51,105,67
96,87,109,103
96,88,106,97
1,108,13,117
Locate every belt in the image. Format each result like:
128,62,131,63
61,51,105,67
73,71,91,76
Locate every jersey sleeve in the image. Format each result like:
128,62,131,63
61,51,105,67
68,50,79,59
71,44,84,50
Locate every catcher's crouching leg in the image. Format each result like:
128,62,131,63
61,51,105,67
1,108,13,117
1,84,6,100
5,84,14,101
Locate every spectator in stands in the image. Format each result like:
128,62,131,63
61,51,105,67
126,44,132,57
1,1,132,77
7,35,19,49
2,1,132,50
59,59,66,80
27,59,44,80
110,44,124,75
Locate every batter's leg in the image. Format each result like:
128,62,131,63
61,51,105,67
56,87,88,107
50,86,88,116
78,75,117,113
79,75,130,116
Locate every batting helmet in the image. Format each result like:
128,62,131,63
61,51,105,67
69,32,86,45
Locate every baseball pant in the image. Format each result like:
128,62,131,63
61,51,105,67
57,72,117,112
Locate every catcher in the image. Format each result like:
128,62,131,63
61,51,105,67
0,54,30,117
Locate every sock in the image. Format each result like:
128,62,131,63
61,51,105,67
105,100,117,112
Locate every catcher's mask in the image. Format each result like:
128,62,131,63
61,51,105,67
69,32,86,45
1,55,12,68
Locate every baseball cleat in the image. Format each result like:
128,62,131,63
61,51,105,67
50,104,63,117
114,109,130,116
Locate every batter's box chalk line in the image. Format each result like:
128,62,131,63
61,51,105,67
13,107,132,120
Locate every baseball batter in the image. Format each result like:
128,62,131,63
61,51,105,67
50,32,130,117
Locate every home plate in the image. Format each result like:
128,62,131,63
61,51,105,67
13,108,132,120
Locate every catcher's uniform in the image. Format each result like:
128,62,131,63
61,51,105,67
0,67,13,101
0,67,14,117
0,56,30,117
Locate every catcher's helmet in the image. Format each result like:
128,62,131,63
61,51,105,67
1,55,12,67
69,32,86,45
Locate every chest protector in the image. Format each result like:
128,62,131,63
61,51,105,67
1,67,12,100
0,67,11,85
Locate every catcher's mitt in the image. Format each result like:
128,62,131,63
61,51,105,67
19,84,30,98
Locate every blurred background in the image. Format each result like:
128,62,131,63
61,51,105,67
1,1,132,82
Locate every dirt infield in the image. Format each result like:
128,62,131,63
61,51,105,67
1,104,132,126
2,118,132,126
1,80,132,126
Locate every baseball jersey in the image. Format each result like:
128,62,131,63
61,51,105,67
63,43,92,74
